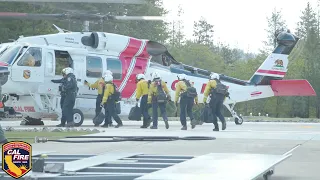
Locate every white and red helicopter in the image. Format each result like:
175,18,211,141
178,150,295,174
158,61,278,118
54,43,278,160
0,12,316,126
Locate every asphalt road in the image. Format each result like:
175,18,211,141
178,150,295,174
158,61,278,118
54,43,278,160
1,119,320,179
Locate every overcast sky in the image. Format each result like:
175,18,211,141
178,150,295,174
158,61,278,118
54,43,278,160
162,0,319,53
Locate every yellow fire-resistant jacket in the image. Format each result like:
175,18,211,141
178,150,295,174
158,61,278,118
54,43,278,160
203,79,227,103
101,83,115,104
86,78,105,95
148,80,170,104
136,79,149,100
175,80,198,103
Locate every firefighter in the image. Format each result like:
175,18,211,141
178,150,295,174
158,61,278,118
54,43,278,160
203,73,229,131
175,74,198,130
84,70,113,126
148,72,170,129
135,73,151,128
51,67,77,127
100,74,123,128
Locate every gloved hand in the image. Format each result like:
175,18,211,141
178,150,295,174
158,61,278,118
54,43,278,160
167,95,171,101
136,98,139,102
84,80,88,85
100,104,104,108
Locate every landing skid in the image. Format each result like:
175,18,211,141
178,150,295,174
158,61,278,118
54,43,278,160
224,102,244,125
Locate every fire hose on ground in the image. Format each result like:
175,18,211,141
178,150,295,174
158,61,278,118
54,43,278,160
31,136,217,143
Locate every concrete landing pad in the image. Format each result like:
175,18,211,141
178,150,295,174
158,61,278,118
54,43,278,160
136,153,290,180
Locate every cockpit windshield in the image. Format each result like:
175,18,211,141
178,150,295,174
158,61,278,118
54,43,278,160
0,45,22,64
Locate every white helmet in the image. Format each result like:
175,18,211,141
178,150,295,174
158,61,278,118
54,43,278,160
103,70,113,77
210,73,220,80
177,74,186,80
62,67,74,75
104,74,113,82
151,72,161,80
136,74,145,80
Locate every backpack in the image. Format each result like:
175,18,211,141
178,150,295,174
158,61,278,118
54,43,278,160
155,80,167,103
183,80,197,98
106,82,121,101
211,80,228,95
111,83,121,101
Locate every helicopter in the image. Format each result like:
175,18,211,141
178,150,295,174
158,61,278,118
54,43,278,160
0,10,316,127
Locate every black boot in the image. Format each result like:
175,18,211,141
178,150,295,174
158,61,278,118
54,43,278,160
150,125,157,129
190,119,197,129
115,123,123,128
66,122,75,128
213,123,219,131
140,118,150,128
56,124,65,127
101,123,109,128
222,120,226,130
164,120,169,129
181,126,187,130
213,128,219,131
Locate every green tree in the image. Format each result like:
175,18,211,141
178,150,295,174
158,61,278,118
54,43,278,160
296,2,318,39
168,4,185,48
193,17,214,46
263,8,287,52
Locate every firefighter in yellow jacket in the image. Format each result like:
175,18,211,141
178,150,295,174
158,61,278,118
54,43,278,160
175,74,198,130
148,72,170,129
84,70,113,118
203,73,229,131
100,74,123,128
136,73,151,128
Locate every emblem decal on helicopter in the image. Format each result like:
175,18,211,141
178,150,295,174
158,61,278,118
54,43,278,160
272,59,284,70
23,70,30,79
2,141,32,179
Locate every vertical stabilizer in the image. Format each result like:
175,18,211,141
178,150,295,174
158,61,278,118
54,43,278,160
249,31,299,85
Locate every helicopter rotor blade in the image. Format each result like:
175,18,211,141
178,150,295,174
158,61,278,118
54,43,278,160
0,12,66,20
107,16,166,21
0,0,146,4
0,12,166,22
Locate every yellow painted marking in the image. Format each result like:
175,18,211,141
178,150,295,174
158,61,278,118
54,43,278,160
301,126,313,128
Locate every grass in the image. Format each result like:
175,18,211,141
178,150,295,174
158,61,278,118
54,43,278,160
4,131,94,144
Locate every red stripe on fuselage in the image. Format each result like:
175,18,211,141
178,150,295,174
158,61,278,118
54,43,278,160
0,62,8,66
121,41,150,98
257,69,286,76
116,38,142,96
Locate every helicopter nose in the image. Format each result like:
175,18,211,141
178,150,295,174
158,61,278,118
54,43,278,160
0,62,10,86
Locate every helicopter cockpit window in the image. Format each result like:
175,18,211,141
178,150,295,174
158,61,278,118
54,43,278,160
0,45,21,64
150,54,171,66
86,56,102,78
17,47,42,67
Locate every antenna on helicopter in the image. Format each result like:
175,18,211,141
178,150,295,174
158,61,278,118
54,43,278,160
52,24,64,33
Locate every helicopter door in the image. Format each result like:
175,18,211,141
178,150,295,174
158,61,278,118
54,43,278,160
44,49,55,77
11,47,44,82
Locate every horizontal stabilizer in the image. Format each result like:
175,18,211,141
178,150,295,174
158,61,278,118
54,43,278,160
270,80,316,96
